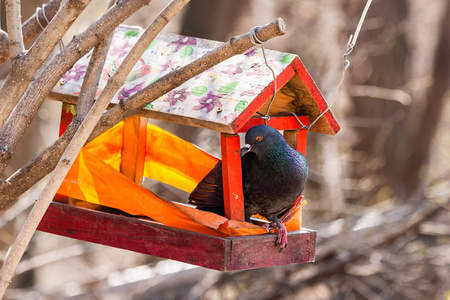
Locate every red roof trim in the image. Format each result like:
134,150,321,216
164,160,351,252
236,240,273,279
291,57,340,134
230,64,297,133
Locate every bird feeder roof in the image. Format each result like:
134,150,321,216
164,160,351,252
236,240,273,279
52,25,340,135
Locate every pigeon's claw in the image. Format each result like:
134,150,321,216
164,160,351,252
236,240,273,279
272,218,288,252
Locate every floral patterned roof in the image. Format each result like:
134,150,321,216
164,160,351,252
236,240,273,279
54,25,339,134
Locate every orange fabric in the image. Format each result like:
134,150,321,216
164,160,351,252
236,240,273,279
143,124,219,193
57,121,303,237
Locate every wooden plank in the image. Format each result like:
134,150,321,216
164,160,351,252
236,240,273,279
227,229,316,271
255,84,300,116
49,60,340,136
237,115,309,133
37,202,229,271
283,129,308,155
283,130,298,150
37,202,316,271
120,116,148,184
48,92,236,133
220,133,245,221
290,57,340,135
54,105,74,203
282,129,307,221
59,104,74,137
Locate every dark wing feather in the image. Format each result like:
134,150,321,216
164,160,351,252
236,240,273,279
188,161,224,215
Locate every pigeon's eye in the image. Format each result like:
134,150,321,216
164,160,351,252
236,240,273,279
256,136,263,142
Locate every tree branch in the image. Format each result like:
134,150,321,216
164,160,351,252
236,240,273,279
0,18,286,212
0,0,92,130
75,40,112,116
0,0,156,176
0,0,190,294
0,0,63,64
5,0,24,58
75,0,117,116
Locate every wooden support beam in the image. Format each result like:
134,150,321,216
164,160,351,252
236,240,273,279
237,115,309,133
54,105,74,203
37,201,317,271
283,129,307,155
220,133,245,221
120,116,148,184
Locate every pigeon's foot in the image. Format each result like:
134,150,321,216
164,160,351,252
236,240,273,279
271,218,287,252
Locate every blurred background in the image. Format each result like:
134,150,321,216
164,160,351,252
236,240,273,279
1,0,449,299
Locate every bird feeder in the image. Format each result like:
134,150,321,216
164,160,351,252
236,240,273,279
37,25,340,271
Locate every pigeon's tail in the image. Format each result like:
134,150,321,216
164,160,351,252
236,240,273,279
188,161,225,216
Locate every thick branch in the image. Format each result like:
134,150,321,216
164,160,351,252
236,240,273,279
0,0,92,130
402,1,450,193
0,18,286,212
0,0,62,64
0,0,156,176
5,0,24,58
92,18,286,137
0,1,189,294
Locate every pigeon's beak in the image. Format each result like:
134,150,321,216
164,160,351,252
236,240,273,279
240,144,252,157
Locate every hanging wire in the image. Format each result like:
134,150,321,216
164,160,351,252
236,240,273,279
249,26,277,125
36,4,65,50
249,0,372,130
308,0,372,130
35,5,47,30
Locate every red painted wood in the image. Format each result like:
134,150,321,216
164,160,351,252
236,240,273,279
230,57,340,135
231,64,296,133
59,105,73,137
292,57,340,134
220,133,245,221
236,115,309,133
54,105,74,203
37,202,316,271
120,116,148,184
227,229,316,270
296,129,307,155
38,202,229,270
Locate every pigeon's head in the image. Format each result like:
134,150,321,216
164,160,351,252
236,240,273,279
241,125,284,157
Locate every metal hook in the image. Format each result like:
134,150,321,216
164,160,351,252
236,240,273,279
306,0,372,130
249,26,277,125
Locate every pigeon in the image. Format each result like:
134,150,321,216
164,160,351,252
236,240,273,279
189,125,308,251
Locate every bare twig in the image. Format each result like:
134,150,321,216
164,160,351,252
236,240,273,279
0,0,63,64
0,0,155,176
15,244,97,275
0,1,189,294
79,0,191,119
75,0,117,116
0,0,93,130
75,41,112,116
349,85,412,105
266,199,448,297
0,18,286,212
22,0,62,45
5,0,24,58
0,73,113,297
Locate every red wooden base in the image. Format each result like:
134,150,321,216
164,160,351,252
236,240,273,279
37,202,316,271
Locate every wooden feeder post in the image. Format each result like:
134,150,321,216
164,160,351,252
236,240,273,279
221,133,245,221
120,116,147,184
